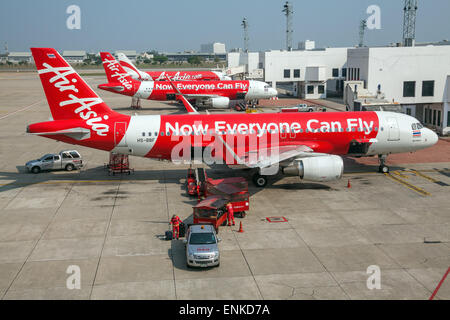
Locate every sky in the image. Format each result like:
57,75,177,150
0,0,449,53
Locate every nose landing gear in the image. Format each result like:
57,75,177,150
378,154,389,173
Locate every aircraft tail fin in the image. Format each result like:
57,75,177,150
100,52,137,87
30,48,116,120
117,52,151,80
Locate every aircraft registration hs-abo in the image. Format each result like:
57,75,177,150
116,52,231,81
97,52,278,109
27,48,438,187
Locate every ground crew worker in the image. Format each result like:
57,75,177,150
170,215,182,240
226,202,235,226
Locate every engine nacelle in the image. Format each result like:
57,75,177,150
282,155,343,182
209,96,230,108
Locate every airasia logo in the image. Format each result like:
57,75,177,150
38,63,109,136
102,57,133,90
155,71,203,81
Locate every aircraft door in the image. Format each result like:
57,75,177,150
387,117,400,141
114,122,128,147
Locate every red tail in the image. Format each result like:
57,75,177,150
100,52,137,88
29,48,129,149
31,48,116,121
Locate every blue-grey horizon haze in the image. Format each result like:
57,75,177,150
0,0,449,53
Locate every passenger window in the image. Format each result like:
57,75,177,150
45,156,53,161
62,153,72,159
54,155,60,161
148,132,152,136
70,152,80,158
142,132,145,137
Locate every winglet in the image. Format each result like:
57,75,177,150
166,75,199,114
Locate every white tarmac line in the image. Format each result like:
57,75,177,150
0,100,43,120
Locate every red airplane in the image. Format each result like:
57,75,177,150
97,52,277,108
117,52,231,81
28,48,438,187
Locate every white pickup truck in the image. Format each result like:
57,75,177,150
25,150,83,174
280,103,326,113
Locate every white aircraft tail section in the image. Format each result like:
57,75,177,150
117,52,151,81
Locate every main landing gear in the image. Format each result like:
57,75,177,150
252,173,268,187
131,96,142,109
378,154,389,173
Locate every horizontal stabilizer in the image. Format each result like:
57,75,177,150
29,127,91,140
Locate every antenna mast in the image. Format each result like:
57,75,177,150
359,19,367,47
241,18,249,52
403,0,418,47
282,2,293,51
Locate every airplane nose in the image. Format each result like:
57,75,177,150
270,88,278,97
424,128,438,146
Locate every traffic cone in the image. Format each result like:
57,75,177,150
347,179,351,188
238,221,244,233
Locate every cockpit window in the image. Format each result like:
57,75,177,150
412,123,423,130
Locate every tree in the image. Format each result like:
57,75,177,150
187,56,202,65
93,56,102,65
153,55,168,65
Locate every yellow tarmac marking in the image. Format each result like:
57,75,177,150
410,170,441,183
393,171,409,179
384,173,431,196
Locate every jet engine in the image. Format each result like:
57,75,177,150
208,97,230,108
282,155,344,182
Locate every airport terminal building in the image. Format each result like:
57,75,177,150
345,45,450,135
227,42,450,135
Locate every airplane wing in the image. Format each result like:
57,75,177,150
181,94,223,99
166,75,199,114
213,132,325,170
243,145,316,169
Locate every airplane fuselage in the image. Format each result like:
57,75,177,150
98,79,277,102
31,111,437,165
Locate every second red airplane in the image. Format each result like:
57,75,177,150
97,52,278,108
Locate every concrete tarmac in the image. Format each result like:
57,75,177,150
0,72,449,300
